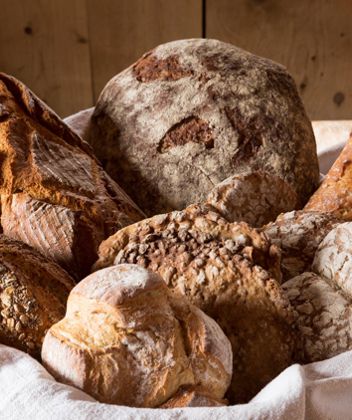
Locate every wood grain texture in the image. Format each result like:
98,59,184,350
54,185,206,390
87,0,202,101
0,0,93,117
206,0,352,120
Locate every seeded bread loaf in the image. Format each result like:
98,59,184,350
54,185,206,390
283,272,352,363
88,39,319,217
94,204,295,403
0,73,144,280
0,235,75,359
263,211,340,281
305,133,352,219
42,264,233,408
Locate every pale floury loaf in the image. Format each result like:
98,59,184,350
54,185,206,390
94,204,295,403
89,38,319,216
41,264,232,408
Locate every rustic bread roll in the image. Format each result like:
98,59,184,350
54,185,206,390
283,272,352,363
94,204,295,403
0,235,75,359
262,211,340,281
41,264,232,408
206,171,299,226
160,386,226,408
0,73,144,280
305,133,352,219
312,222,352,299
89,38,319,216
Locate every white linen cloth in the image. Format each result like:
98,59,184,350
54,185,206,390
0,120,352,420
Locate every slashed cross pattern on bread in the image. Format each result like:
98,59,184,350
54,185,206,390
94,204,295,403
42,264,233,408
89,39,319,217
0,73,144,280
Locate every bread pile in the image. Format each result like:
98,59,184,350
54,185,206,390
0,38,351,408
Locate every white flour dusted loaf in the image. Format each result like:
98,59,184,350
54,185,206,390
0,73,144,280
283,272,352,363
41,264,232,408
89,38,319,217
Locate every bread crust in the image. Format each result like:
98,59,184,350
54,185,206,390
42,264,232,408
0,73,144,279
94,204,295,403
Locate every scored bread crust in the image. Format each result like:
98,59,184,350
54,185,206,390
0,73,144,279
263,211,340,281
41,264,232,408
89,38,319,216
94,204,295,403
283,272,352,363
0,235,75,359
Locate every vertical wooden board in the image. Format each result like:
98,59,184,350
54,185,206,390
206,0,352,120
0,0,93,117
87,0,202,101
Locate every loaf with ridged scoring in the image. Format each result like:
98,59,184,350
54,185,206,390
94,204,295,403
0,73,144,280
0,235,75,359
88,38,319,216
41,264,233,408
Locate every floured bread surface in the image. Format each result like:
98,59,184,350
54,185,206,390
263,211,340,281
94,204,295,403
0,235,75,359
0,73,144,279
41,264,232,408
283,272,352,363
90,38,319,216
206,171,298,227
313,222,352,299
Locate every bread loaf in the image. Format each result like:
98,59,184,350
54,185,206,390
0,73,144,279
41,264,232,408
305,133,352,219
206,171,298,226
263,211,340,281
94,204,295,403
0,235,75,358
89,39,319,216
283,272,352,363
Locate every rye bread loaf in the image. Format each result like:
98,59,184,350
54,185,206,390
94,204,295,403
0,73,144,280
263,211,340,281
0,235,75,359
283,272,352,363
305,133,352,219
42,264,233,408
89,38,319,216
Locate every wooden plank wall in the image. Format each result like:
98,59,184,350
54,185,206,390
0,0,350,120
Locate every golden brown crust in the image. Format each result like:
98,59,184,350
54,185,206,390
42,264,232,408
0,73,144,279
0,235,75,359
305,133,352,219
94,204,295,403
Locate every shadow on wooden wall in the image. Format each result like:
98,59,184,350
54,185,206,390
0,0,350,119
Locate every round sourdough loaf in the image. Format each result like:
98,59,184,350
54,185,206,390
41,264,233,408
0,235,75,359
89,38,319,216
94,204,295,403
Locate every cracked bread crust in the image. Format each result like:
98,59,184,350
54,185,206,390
283,272,352,363
94,204,295,403
0,235,75,359
263,211,340,281
0,73,144,279
42,264,232,408
89,38,319,216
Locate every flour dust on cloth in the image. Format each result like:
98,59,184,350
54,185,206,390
1,344,352,420
0,120,352,420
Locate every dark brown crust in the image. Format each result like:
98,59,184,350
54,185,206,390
0,73,144,279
